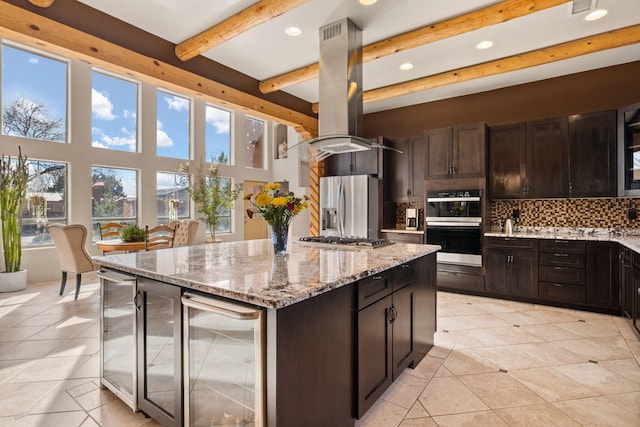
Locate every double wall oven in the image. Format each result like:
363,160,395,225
425,189,483,267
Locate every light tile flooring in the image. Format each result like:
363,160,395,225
0,275,639,426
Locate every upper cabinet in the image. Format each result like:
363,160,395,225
388,135,425,201
489,110,616,199
425,123,486,180
619,102,640,196
569,110,616,198
325,137,387,176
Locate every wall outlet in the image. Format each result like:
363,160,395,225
628,208,637,220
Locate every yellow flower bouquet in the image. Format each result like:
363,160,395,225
245,183,309,254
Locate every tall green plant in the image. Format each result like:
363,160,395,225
0,147,29,273
178,158,242,240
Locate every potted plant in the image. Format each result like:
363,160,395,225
120,224,146,242
178,158,242,242
0,146,29,292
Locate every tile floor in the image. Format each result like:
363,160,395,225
0,275,639,426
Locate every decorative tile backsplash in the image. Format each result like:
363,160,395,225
395,201,425,228
491,198,640,230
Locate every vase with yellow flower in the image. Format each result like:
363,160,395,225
245,183,309,255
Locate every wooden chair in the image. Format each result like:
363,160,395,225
145,223,178,251
48,224,98,300
97,222,124,239
170,219,200,247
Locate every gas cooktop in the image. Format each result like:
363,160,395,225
298,236,394,248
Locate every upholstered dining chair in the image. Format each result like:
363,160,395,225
48,223,98,300
145,223,177,251
170,219,200,247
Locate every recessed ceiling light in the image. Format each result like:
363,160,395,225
585,9,608,21
399,63,414,71
285,26,302,36
476,40,494,50
359,0,378,5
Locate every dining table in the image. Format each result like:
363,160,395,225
96,239,146,253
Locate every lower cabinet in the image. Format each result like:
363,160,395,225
620,247,634,319
632,254,640,334
356,256,435,419
538,239,586,305
484,237,538,299
586,241,620,310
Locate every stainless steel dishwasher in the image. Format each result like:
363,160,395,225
181,292,265,427
98,268,138,410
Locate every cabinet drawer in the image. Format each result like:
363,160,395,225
358,274,392,310
437,270,485,292
539,252,586,268
391,263,414,291
539,281,585,305
485,237,538,250
539,239,585,254
539,265,585,285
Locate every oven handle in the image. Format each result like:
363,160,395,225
427,196,481,202
426,221,481,227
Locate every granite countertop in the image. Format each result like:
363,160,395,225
95,239,440,309
484,226,640,252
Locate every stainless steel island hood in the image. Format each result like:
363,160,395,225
291,18,400,161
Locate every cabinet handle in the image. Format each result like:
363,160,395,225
388,305,398,323
554,240,570,243
451,165,456,175
401,264,411,269
134,290,143,310
554,253,569,257
372,275,383,280
554,266,568,270
554,283,564,287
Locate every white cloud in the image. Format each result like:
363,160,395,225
100,133,137,152
92,140,108,149
28,57,39,65
164,95,189,112
92,89,116,120
157,129,174,147
205,106,230,134
157,119,163,130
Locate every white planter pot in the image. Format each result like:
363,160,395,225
0,269,27,292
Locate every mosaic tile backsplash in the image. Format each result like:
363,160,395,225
395,201,425,228
491,198,640,230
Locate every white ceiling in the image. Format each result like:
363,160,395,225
78,0,640,114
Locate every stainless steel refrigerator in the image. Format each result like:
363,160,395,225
320,175,378,239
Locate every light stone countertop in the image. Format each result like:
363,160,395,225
381,228,425,235
95,239,440,309
484,226,640,253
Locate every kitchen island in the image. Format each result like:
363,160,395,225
96,239,439,427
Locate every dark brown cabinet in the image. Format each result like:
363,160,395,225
485,237,538,298
538,240,586,305
356,256,436,419
586,241,620,310
620,246,634,319
632,253,640,334
425,123,486,180
526,117,569,198
568,110,617,197
325,138,387,176
488,123,527,199
388,135,425,201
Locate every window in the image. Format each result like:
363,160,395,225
92,166,137,240
245,116,265,169
91,71,138,152
157,89,190,159
1,43,68,143
22,160,67,246
210,176,234,235
205,105,231,164
156,172,189,223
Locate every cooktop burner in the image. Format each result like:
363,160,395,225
298,236,394,248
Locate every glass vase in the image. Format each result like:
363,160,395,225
271,223,289,255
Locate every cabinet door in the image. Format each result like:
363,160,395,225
136,278,182,427
485,249,510,296
633,255,640,334
510,250,539,298
392,283,414,380
620,247,633,318
410,134,426,199
488,123,526,199
353,146,379,176
569,110,617,197
325,153,352,176
452,123,486,177
526,117,569,198
586,242,620,310
425,127,453,179
388,138,410,200
357,294,393,418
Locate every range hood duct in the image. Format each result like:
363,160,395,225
301,18,400,160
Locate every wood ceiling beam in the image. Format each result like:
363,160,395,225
175,0,309,61
311,25,640,113
259,0,571,94
0,1,317,139
27,0,55,7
